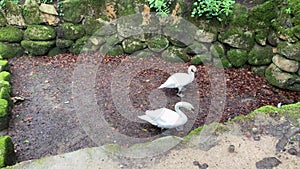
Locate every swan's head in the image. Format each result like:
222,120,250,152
176,102,194,111
188,65,197,74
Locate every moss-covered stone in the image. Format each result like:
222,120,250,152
61,23,85,40
117,0,140,16
293,25,300,39
227,49,248,67
210,43,225,58
161,46,189,62
147,35,169,53
219,28,254,50
83,17,105,35
22,1,44,25
3,0,26,27
190,54,212,65
105,45,124,56
265,63,300,91
249,1,278,29
0,136,16,168
0,60,9,72
248,45,273,66
251,66,267,76
213,57,233,69
56,39,74,49
0,42,23,59
61,0,86,24
24,25,56,41
122,38,146,54
254,29,269,46
0,11,7,26
21,40,55,56
69,36,89,54
0,87,12,107
48,47,68,57
277,42,300,61
229,4,249,27
0,81,11,93
184,42,208,55
0,26,23,42
0,99,8,131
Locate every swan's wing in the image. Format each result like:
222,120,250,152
139,108,180,128
159,73,192,89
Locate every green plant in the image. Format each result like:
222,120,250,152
0,0,19,10
146,0,172,17
39,0,54,3
191,0,235,21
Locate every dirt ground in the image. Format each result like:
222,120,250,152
7,53,300,162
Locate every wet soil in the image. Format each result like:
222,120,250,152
7,53,300,162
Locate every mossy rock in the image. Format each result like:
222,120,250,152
254,29,269,46
265,63,300,91
0,26,23,42
248,45,273,66
0,99,8,131
22,1,44,25
0,87,12,107
104,44,124,56
161,46,190,62
0,60,9,72
229,3,249,28
0,11,7,26
147,35,169,53
248,1,278,29
277,42,300,61
48,47,68,57
61,0,87,24
227,49,248,67
21,40,55,56
219,28,254,50
184,42,208,55
24,25,56,41
117,0,141,16
56,39,74,49
61,23,85,40
106,34,120,46
163,22,195,46
133,49,155,58
213,57,233,69
3,0,26,27
210,42,225,58
0,42,23,59
69,36,89,54
251,66,267,76
0,136,16,168
83,17,105,35
122,38,146,54
293,25,300,39
190,54,212,65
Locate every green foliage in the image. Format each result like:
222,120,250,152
146,0,172,17
191,0,235,21
39,0,54,3
0,0,19,10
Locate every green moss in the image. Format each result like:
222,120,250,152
24,25,56,41
191,54,212,65
0,136,16,168
0,81,11,93
69,36,89,54
56,39,73,49
21,40,55,56
229,3,249,27
117,0,136,16
22,3,44,25
0,99,8,130
0,72,10,82
147,36,169,53
106,45,124,56
0,60,9,72
0,87,12,107
249,1,278,29
227,49,248,67
83,17,105,35
0,42,24,59
0,26,23,42
0,11,7,26
61,23,85,40
219,28,255,50
61,0,87,24
162,46,190,62
251,66,267,76
122,38,146,54
103,144,121,154
211,44,225,58
48,47,67,57
183,125,204,141
213,57,233,69
248,46,273,66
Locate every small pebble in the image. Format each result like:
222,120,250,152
252,127,259,135
228,145,235,153
253,135,261,141
287,148,297,155
244,131,251,138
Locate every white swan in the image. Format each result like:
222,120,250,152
158,65,197,97
138,102,194,131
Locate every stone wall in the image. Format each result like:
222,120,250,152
0,0,299,91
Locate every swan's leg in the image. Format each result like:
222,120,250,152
177,87,184,97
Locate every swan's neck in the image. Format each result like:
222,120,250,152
175,104,188,122
188,70,195,81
